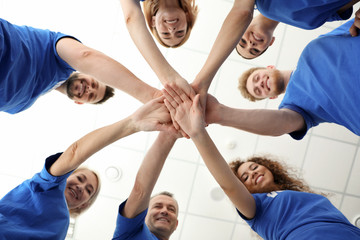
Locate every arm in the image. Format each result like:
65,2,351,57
205,94,305,136
56,37,160,104
119,0,195,98
191,0,255,108
163,87,256,219
49,96,173,176
122,131,179,218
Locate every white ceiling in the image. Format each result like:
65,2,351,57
0,0,359,239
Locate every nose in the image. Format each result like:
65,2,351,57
168,26,176,32
160,208,169,216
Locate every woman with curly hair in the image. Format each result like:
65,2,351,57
162,84,360,240
119,0,198,108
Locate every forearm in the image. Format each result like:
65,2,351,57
216,105,305,136
57,38,158,103
191,128,255,218
50,117,137,176
123,132,177,218
193,0,254,91
71,50,158,103
121,0,180,85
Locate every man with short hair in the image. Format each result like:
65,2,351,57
0,17,159,114
205,18,360,140
113,131,180,240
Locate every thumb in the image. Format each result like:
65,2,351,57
349,24,358,37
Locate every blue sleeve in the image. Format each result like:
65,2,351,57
278,104,314,140
320,18,355,37
30,152,73,192
112,200,149,239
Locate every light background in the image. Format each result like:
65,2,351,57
0,0,360,239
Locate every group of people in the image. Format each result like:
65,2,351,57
1,0,360,239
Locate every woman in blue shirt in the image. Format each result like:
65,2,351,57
0,96,172,240
163,85,360,240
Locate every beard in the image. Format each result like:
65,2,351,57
271,69,286,96
64,73,80,99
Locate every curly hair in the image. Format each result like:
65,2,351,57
69,167,101,218
142,0,199,48
229,154,316,194
238,67,265,102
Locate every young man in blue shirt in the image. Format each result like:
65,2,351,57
204,19,360,140
0,18,160,114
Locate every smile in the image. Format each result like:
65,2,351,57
165,19,178,24
256,175,264,184
252,32,263,42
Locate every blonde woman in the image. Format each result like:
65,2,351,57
0,96,172,240
120,0,198,109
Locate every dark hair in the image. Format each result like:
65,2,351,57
236,44,269,60
229,155,317,194
95,86,115,104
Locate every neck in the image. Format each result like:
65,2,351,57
154,233,169,240
258,14,279,33
55,83,67,95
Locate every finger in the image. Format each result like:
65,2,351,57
164,84,183,105
162,89,179,109
166,83,191,103
152,95,165,103
164,99,180,130
193,94,202,112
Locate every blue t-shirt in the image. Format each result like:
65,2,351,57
112,200,160,240
0,18,76,114
255,0,353,29
0,152,74,240
278,19,360,140
238,191,360,240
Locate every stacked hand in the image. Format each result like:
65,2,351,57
162,84,206,138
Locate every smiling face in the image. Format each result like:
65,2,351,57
152,6,188,47
236,19,275,59
237,162,278,193
145,195,179,237
66,73,107,104
65,169,99,210
246,66,285,99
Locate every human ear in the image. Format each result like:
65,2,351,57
269,36,275,46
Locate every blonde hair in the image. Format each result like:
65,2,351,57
238,67,265,102
143,0,198,48
68,167,101,218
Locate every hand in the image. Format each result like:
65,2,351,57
131,96,173,132
163,84,205,138
205,94,221,125
191,82,208,118
350,8,360,37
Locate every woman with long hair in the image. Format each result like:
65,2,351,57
0,96,172,240
119,0,198,109
163,84,360,239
